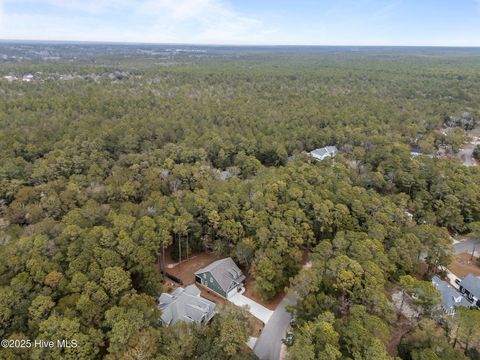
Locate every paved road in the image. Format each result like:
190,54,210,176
454,237,480,255
254,295,296,360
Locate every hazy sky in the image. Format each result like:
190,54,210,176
1,0,480,46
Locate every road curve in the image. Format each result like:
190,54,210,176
454,237,480,255
254,295,296,360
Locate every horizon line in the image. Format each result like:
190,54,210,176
1,38,480,49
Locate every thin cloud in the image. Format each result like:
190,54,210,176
6,0,123,14
0,0,272,44
138,0,270,43
0,0,4,27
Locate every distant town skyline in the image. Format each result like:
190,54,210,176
1,0,480,46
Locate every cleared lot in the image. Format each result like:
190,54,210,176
449,252,480,278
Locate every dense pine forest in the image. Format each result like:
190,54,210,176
1,44,480,359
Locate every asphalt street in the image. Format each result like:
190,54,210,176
254,295,296,360
454,237,480,255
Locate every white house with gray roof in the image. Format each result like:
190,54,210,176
432,276,471,315
310,146,338,161
158,284,216,326
195,257,245,298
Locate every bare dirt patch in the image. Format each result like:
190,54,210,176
161,250,220,285
387,315,413,357
415,262,429,280
449,253,480,278
249,315,265,337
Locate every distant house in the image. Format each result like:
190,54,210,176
310,146,338,161
410,147,434,159
432,276,471,315
22,74,34,82
3,75,17,82
158,284,216,326
458,274,480,308
195,257,245,299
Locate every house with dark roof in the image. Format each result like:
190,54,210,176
195,257,245,298
158,284,216,326
432,276,471,315
310,146,338,161
458,274,480,308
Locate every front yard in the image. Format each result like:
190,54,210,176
449,252,480,278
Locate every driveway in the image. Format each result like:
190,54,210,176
456,138,480,167
228,293,274,324
254,294,296,360
454,237,480,255
438,266,461,289
457,146,474,167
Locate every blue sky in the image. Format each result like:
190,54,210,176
1,0,480,45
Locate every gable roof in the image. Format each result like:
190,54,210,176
459,274,480,298
159,284,216,326
432,276,471,311
310,146,338,161
195,257,245,293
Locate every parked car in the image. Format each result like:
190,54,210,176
282,331,294,346
289,317,296,327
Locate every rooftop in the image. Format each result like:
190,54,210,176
159,284,216,326
310,146,338,161
459,274,480,298
195,257,245,293
432,276,470,312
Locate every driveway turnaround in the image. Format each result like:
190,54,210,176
254,294,296,360
228,293,274,324
454,237,480,255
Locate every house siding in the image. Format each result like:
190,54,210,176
197,271,226,298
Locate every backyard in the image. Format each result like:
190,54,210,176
162,250,220,285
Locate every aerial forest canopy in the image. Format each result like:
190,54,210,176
0,44,480,359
